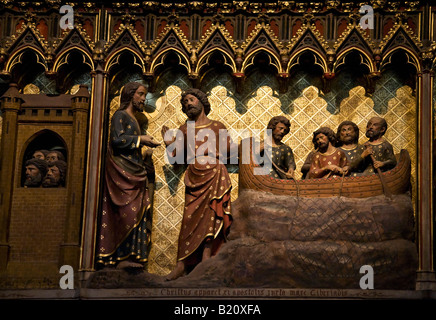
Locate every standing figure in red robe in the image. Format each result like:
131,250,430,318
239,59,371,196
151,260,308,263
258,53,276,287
96,82,160,269
161,88,233,280
308,126,350,179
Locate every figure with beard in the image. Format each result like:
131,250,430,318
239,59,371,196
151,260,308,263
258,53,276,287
308,127,350,179
42,160,67,187
24,158,48,187
161,88,233,280
97,82,160,270
336,121,366,177
261,116,296,179
360,116,397,175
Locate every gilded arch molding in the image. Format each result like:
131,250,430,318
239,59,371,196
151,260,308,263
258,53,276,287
334,47,375,74
5,46,48,74
0,10,426,96
381,46,422,73
52,47,94,73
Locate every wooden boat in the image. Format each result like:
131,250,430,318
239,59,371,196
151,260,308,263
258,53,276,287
238,145,411,198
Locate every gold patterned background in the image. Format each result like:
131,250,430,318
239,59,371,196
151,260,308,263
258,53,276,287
107,69,417,276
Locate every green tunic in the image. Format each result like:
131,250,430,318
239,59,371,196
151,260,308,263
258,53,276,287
361,139,397,176
339,144,366,177
269,144,296,179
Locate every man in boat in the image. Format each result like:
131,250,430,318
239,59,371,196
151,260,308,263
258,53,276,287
336,120,366,177
161,88,233,281
308,127,350,179
261,116,296,179
96,82,160,270
301,150,316,179
360,116,397,175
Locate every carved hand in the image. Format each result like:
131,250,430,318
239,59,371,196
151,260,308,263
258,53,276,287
161,125,176,146
140,135,160,148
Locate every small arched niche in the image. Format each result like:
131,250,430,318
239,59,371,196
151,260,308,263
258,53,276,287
20,130,68,188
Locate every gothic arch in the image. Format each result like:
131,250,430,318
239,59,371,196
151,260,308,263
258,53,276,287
195,25,238,74
53,47,94,73
288,48,328,74
5,46,47,74
53,48,93,94
334,47,375,74
381,46,421,73
150,47,191,75
105,47,146,74
242,48,281,75
196,48,237,76
6,48,50,91
19,129,68,187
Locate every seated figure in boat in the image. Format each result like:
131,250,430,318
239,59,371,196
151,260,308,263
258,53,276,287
360,116,397,176
261,116,296,179
301,149,316,179
336,120,366,177
308,127,350,179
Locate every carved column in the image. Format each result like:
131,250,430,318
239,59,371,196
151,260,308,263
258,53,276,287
59,85,90,271
79,64,108,280
416,61,436,290
0,84,22,271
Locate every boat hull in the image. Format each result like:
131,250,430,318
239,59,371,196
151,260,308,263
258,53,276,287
239,147,411,198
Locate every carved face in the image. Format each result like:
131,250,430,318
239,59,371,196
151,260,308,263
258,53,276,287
315,133,330,150
366,117,385,140
182,94,203,119
42,165,62,188
339,124,357,144
32,151,45,160
24,164,43,187
46,152,59,164
132,85,147,112
272,122,288,142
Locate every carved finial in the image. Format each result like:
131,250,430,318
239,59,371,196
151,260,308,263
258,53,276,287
121,13,134,25
258,14,269,25
348,11,361,25
168,13,179,26
303,13,315,25
326,0,340,10
395,12,407,24
212,13,225,26
23,11,37,25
